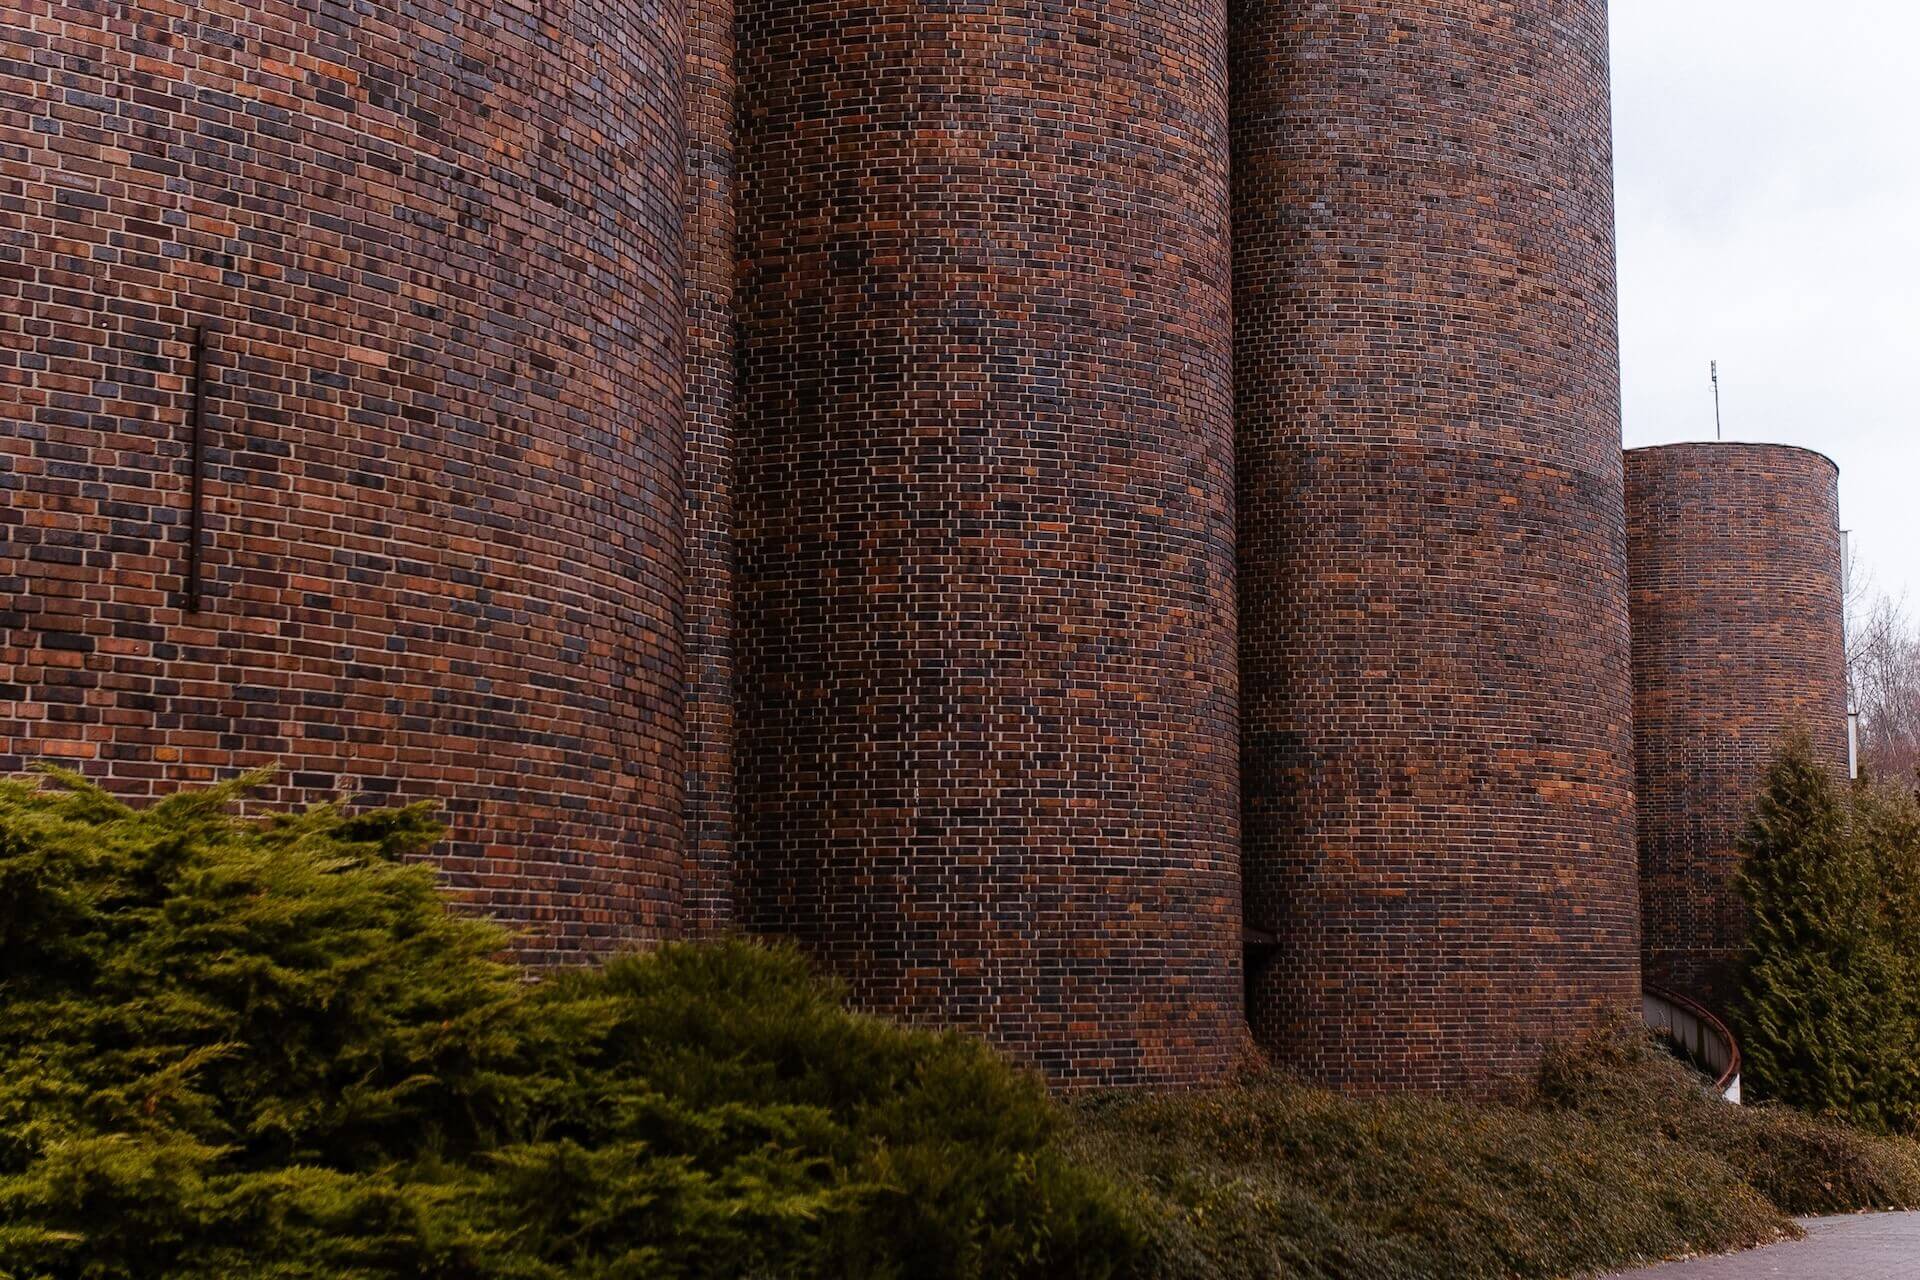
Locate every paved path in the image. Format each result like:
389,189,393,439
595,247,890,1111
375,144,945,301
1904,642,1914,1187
1612,1213,1920,1278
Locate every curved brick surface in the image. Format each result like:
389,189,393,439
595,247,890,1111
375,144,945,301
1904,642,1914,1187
1234,0,1641,1091
1627,444,1848,1012
0,0,687,957
683,0,739,932
732,0,1244,1087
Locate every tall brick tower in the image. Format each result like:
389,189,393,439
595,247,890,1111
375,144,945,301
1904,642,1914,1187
730,0,1245,1087
0,0,688,957
1233,0,1642,1091
1626,443,1849,1012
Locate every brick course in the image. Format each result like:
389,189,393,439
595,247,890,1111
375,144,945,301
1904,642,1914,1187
730,0,1246,1088
1626,443,1850,1012
0,0,687,958
1232,0,1642,1091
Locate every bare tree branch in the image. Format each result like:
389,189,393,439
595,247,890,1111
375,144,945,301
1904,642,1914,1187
1848,554,1920,781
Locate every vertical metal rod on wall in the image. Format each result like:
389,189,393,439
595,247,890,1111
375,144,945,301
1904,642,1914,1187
187,324,208,613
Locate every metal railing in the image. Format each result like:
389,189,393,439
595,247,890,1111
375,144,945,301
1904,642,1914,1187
1643,986,1742,1104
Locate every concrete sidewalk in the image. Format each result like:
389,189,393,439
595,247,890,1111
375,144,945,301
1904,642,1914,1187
1612,1213,1920,1278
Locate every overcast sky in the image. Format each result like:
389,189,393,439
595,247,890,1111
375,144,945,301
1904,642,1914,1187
1610,1,1920,609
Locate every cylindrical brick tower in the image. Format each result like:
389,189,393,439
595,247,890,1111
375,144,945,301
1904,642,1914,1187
732,0,1244,1087
1234,0,1641,1091
0,0,687,957
1626,443,1849,1012
683,0,740,933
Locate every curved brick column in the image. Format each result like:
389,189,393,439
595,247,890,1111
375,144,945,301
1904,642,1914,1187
1234,0,1640,1091
0,0,686,957
733,0,1243,1087
683,0,739,932
1627,443,1848,1012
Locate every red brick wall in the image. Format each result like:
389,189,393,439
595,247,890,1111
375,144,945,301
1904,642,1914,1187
1233,0,1642,1091
0,0,687,958
731,0,1245,1087
1626,444,1849,1012
683,0,738,933
12,0,1807,1096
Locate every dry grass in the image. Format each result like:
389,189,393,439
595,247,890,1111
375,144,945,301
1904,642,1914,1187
1070,1028,1920,1280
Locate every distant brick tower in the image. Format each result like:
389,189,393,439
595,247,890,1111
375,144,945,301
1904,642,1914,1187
1233,0,1642,1091
1626,444,1850,1012
730,0,1245,1087
0,0,689,957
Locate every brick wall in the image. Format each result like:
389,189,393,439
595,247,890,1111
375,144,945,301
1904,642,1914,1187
731,0,1246,1088
1626,443,1849,1012
0,0,687,958
1233,0,1642,1092
6,0,1845,1096
683,0,738,932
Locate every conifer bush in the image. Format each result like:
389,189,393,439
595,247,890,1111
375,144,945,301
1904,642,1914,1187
0,770,1138,1280
1736,733,1920,1133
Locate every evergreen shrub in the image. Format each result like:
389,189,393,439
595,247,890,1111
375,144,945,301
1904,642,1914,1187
1737,733,1920,1133
0,770,1137,1280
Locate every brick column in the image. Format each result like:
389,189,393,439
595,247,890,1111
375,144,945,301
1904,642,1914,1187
732,0,1244,1087
0,0,688,956
1234,0,1641,1091
1627,443,1849,1011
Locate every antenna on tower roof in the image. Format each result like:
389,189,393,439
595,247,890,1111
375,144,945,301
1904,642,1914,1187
1711,360,1723,441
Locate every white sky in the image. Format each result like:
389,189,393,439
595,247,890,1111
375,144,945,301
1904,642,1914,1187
1610,1,1920,606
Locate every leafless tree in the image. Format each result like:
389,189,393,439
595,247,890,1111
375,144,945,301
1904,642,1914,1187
1848,550,1920,781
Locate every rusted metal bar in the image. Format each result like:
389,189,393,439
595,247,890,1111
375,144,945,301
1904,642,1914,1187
186,324,207,613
